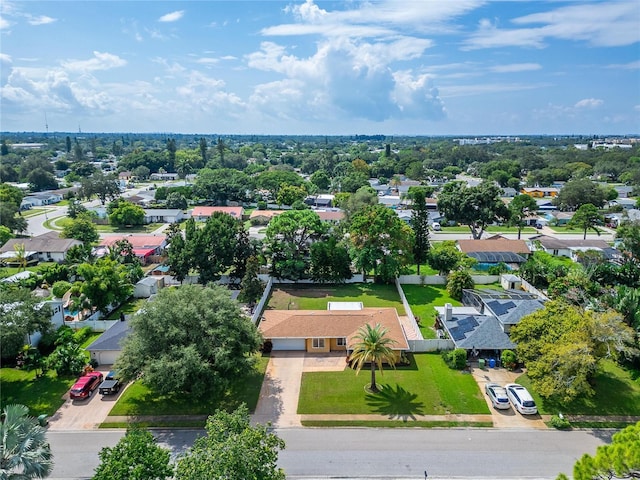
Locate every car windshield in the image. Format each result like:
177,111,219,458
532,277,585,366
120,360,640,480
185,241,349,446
523,400,536,407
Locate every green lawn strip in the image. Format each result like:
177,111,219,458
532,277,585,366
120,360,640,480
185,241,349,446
100,421,206,429
546,226,596,234
95,223,164,233
401,264,439,275
1,262,57,278
401,285,461,339
302,420,493,428
563,421,638,429
516,360,640,416
20,208,46,218
440,226,536,234
267,284,405,314
0,368,75,417
105,298,148,319
298,353,489,415
108,354,269,416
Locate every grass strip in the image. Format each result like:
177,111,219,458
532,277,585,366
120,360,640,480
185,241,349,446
302,420,493,428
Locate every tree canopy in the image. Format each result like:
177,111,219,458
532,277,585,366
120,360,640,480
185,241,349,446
553,178,607,211
508,194,539,239
568,203,603,240
437,181,510,239
175,404,285,480
116,284,262,399
349,323,397,393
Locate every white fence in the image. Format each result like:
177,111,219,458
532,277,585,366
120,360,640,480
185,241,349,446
251,277,274,325
258,274,366,284
408,339,455,352
397,274,500,285
394,278,422,340
520,278,549,300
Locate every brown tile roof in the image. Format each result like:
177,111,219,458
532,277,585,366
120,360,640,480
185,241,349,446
259,308,409,350
316,210,344,222
249,210,285,219
191,206,244,218
457,238,530,255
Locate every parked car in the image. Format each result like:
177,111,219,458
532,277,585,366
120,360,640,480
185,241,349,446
505,383,538,415
484,383,511,410
69,372,103,400
431,222,441,231
98,371,121,396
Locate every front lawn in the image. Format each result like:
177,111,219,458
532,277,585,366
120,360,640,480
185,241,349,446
401,285,461,339
267,284,405,313
0,368,75,417
517,360,640,416
108,354,270,416
298,353,489,416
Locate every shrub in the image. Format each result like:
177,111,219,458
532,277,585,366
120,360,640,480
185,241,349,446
261,340,273,354
257,201,267,210
487,262,509,275
446,270,474,300
73,326,94,344
501,349,517,370
442,348,467,370
52,280,72,299
39,263,70,284
550,415,571,430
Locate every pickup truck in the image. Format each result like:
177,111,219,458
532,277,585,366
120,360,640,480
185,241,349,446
98,371,121,395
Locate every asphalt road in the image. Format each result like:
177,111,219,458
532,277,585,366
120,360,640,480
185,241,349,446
47,427,612,480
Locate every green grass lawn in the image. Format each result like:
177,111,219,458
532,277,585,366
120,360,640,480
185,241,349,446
20,208,46,218
0,369,76,417
546,225,593,235
401,264,439,275
440,226,537,234
105,298,149,320
401,285,461,339
109,354,270,416
0,262,57,278
267,284,405,313
517,360,640,416
298,353,489,416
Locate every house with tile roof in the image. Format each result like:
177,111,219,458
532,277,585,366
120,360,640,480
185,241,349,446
191,206,244,221
457,238,531,268
259,306,409,359
0,232,82,263
97,234,167,264
527,235,616,260
249,209,285,225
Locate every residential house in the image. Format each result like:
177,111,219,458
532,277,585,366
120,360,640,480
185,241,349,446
315,210,345,223
87,319,132,365
150,172,179,181
259,305,409,359
191,206,244,222
521,187,559,198
535,198,558,211
249,209,285,225
613,185,634,198
549,211,574,226
2,298,64,347
610,198,637,211
0,232,82,263
435,288,545,354
457,238,531,269
22,191,63,207
528,235,611,258
143,208,186,224
501,187,518,198
305,195,334,208
98,234,167,264
378,195,402,208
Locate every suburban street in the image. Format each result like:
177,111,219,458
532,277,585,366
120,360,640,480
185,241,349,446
47,427,611,479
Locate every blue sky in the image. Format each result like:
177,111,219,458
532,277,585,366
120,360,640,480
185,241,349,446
1,1,639,135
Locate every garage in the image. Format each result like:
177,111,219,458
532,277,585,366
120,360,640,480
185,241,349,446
270,338,306,351
91,350,119,365
86,320,131,366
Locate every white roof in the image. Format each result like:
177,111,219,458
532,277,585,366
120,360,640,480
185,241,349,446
327,302,363,311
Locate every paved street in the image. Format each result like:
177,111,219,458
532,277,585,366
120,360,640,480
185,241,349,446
47,427,611,480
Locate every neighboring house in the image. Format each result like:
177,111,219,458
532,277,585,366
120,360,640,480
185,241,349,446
119,171,133,181
259,305,409,359
2,299,64,347
535,198,558,211
143,208,186,224
150,172,179,181
134,276,164,298
457,238,531,269
0,232,82,263
528,235,612,258
305,195,334,208
98,234,167,264
610,198,637,210
378,195,402,208
315,210,345,223
521,187,559,198
87,320,132,365
22,192,63,206
613,185,634,198
501,187,517,198
435,288,545,353
249,209,285,225
549,211,574,226
191,206,244,222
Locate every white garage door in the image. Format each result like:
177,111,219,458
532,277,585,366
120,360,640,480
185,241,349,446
271,339,306,351
96,351,120,366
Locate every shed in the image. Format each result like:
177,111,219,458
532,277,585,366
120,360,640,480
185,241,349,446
500,274,522,291
134,276,164,298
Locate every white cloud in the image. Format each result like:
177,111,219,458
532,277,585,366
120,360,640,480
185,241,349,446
440,82,550,98
490,63,542,73
196,57,219,65
574,98,603,108
606,60,640,70
62,51,127,73
158,10,184,23
464,1,640,50
0,52,12,63
27,15,56,26
0,15,10,29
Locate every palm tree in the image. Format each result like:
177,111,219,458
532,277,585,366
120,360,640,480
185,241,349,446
13,243,27,272
349,323,397,393
0,404,53,479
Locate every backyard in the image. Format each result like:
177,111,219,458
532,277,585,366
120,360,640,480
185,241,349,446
402,284,461,339
267,283,406,313
298,353,489,417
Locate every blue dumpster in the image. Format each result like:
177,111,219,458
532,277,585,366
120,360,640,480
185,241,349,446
489,358,496,368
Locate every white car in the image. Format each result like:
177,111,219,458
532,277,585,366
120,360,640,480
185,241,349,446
484,383,511,410
505,383,538,415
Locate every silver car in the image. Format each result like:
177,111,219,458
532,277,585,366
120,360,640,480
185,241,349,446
505,383,538,415
485,382,511,410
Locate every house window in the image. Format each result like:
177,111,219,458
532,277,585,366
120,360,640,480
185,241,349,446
336,337,346,346
312,338,325,349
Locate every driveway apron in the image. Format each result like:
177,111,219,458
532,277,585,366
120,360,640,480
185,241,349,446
253,351,305,428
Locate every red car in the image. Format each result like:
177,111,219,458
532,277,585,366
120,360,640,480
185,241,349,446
69,372,103,400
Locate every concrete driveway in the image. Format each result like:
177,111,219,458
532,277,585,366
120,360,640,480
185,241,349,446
471,365,547,429
48,368,124,431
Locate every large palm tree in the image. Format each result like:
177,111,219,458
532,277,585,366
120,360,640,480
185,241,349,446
349,323,397,393
0,404,53,479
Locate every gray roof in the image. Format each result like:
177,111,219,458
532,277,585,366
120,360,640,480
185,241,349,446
484,298,545,325
87,321,131,352
529,235,610,250
144,209,183,216
442,314,515,350
0,232,82,254
467,252,527,263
